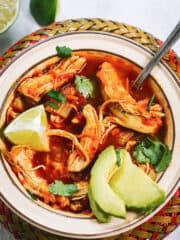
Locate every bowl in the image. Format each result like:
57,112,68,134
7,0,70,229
0,0,20,34
0,31,179,239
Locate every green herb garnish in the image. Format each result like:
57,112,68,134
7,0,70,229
26,189,37,200
133,137,172,172
47,90,66,103
75,75,94,98
48,180,78,197
147,94,155,111
155,145,172,173
30,0,57,26
56,46,72,58
47,101,59,109
115,149,121,167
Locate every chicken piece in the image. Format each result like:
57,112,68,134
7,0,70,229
47,129,89,166
97,62,164,134
6,96,25,123
71,181,89,201
8,146,56,204
8,145,75,209
68,104,102,172
22,56,61,79
18,56,86,102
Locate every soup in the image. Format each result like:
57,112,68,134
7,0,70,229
0,49,171,219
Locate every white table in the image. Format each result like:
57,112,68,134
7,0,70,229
0,0,179,239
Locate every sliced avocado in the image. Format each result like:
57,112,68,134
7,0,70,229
110,149,166,212
88,186,110,223
90,146,126,218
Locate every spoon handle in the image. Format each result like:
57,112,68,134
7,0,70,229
133,20,180,90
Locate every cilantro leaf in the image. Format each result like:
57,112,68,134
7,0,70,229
48,180,78,197
147,94,155,111
115,149,121,167
142,138,163,165
56,46,72,58
75,75,94,98
47,90,66,103
133,141,150,163
133,137,172,172
47,101,59,109
155,144,172,173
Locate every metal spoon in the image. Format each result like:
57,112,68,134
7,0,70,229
133,20,180,90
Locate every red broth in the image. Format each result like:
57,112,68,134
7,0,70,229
4,50,165,214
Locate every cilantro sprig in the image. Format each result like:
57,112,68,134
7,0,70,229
47,90,66,103
48,180,78,197
75,75,94,98
47,101,59,109
133,137,172,173
56,46,72,58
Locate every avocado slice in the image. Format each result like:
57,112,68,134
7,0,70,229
110,149,166,212
90,146,126,218
88,186,110,223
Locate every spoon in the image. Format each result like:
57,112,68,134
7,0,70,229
133,20,180,90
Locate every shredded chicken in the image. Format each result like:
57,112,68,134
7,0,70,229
97,62,164,134
18,56,86,102
8,146,56,203
68,104,102,172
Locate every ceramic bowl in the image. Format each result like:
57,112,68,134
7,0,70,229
0,0,20,34
0,32,179,239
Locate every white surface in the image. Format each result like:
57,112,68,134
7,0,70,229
0,0,179,239
0,0,180,55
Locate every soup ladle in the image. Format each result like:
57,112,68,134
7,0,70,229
133,20,180,90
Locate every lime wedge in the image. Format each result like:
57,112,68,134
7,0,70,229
0,0,19,34
4,105,49,151
30,0,58,26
